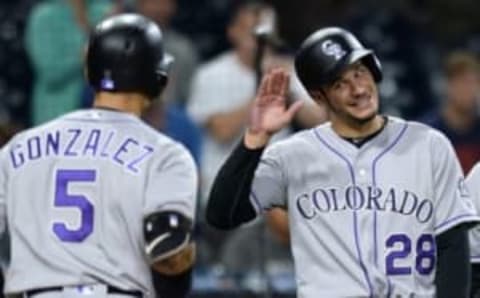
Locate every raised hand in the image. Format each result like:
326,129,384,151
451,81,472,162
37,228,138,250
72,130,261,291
245,68,303,148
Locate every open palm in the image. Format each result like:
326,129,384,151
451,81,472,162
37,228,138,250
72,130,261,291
249,68,304,135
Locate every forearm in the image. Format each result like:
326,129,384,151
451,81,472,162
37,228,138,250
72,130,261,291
152,267,192,298
265,208,290,245
206,135,267,229
151,244,195,298
435,225,471,298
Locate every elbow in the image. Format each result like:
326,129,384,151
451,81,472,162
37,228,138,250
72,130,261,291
206,218,234,230
205,193,244,230
205,204,238,230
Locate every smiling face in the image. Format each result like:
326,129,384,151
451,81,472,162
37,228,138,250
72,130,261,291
314,61,380,126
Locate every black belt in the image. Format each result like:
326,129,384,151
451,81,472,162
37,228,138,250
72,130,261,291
26,286,143,297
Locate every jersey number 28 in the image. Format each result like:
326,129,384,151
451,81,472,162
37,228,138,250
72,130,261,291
52,169,96,242
385,233,435,276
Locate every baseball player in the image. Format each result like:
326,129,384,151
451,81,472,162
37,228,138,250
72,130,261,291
0,14,197,298
206,27,480,297
466,162,480,297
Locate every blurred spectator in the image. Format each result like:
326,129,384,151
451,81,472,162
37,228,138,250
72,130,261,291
143,100,202,166
136,0,199,105
421,51,480,174
187,2,325,287
24,0,112,125
0,0,36,128
188,0,325,207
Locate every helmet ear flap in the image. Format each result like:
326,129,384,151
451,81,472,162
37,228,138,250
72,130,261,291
155,52,174,95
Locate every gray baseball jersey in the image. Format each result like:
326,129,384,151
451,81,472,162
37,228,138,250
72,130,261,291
467,162,480,263
0,109,198,296
250,116,479,298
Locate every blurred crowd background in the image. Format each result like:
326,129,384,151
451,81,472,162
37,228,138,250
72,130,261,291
0,0,480,297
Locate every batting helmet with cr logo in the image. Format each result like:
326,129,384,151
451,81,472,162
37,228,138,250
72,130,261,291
294,27,382,91
86,13,172,99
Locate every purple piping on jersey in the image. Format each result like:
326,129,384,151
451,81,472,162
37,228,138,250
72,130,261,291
370,121,408,297
250,190,263,214
434,213,479,231
313,128,374,298
371,123,408,262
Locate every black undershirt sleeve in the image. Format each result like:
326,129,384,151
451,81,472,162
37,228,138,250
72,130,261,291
206,140,265,230
152,268,192,298
435,224,471,298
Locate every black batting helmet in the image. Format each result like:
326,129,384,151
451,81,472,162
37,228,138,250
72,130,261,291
295,27,382,91
86,13,171,99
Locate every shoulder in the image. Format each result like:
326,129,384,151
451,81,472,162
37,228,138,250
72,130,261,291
26,2,57,33
146,123,195,166
390,116,450,144
264,128,320,158
388,117,457,164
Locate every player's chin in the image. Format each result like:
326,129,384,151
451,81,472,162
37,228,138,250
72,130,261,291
348,107,378,122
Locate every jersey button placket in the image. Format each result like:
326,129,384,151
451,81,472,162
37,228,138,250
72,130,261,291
357,167,368,185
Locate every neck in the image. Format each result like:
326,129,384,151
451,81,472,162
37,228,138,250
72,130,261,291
93,92,150,117
331,114,385,138
443,102,476,132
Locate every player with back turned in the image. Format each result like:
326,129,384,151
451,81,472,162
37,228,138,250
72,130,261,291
206,27,479,297
0,14,197,298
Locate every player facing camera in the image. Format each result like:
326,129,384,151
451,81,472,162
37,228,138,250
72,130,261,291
295,27,383,133
206,26,479,298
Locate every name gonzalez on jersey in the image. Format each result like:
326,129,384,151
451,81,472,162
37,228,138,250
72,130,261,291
8,128,154,174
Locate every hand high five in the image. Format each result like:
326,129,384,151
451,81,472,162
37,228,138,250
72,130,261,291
245,68,303,148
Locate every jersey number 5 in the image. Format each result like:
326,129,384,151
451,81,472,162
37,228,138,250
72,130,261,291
52,169,96,242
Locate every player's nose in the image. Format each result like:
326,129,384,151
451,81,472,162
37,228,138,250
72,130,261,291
351,82,368,98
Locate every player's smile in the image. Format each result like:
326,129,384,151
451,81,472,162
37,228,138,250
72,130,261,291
346,91,377,117
347,94,373,109
323,62,379,123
